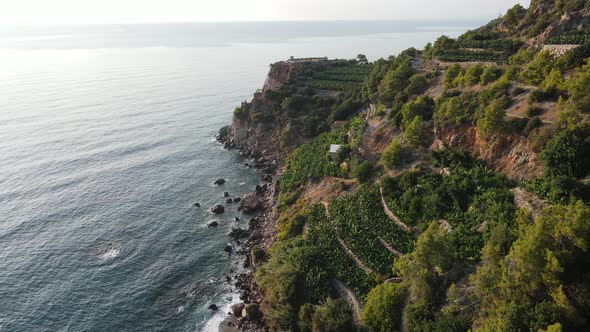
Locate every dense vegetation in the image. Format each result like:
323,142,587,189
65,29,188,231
249,2,590,331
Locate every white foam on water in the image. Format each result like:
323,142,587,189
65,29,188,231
99,248,120,261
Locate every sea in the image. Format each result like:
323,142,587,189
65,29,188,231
0,20,484,331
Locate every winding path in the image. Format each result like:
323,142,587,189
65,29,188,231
337,238,376,275
333,279,363,326
378,185,411,233
377,237,402,257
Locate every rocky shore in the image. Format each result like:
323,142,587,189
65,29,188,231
215,126,281,332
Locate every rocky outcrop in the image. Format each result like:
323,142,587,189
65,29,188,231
432,126,543,181
240,193,264,213
263,61,293,92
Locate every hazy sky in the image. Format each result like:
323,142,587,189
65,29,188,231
3,0,529,25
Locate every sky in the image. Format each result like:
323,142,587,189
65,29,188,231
2,0,530,25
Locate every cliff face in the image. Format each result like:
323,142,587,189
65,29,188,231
218,62,294,159
262,61,293,92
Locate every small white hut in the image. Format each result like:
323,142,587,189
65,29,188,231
329,144,342,161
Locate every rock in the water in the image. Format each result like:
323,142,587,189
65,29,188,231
240,193,263,213
208,304,219,311
224,245,234,254
233,197,241,203
229,228,249,240
235,217,240,221
231,303,245,317
208,221,219,228
211,205,225,214
223,192,229,197
242,303,261,320
255,185,264,196
214,178,226,185
226,198,233,204
193,202,201,207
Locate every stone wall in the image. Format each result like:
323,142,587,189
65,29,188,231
542,44,579,57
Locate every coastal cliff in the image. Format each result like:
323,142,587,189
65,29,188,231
217,3,590,331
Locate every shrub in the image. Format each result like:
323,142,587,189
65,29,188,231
382,138,403,170
523,116,544,136
333,98,363,121
528,125,560,153
354,160,374,182
362,283,407,332
527,104,544,117
277,212,307,240
444,64,462,88
312,298,354,332
251,247,266,264
335,144,351,164
400,96,435,126
480,66,502,85
406,74,429,95
464,64,484,86
511,86,526,96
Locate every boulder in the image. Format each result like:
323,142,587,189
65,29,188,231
255,185,264,196
233,197,241,203
240,193,263,213
234,217,240,221
214,178,226,185
224,192,229,197
226,198,233,204
211,205,225,214
193,202,201,207
229,228,249,240
208,221,219,228
224,245,234,254
208,304,219,311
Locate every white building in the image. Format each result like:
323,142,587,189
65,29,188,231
329,144,342,161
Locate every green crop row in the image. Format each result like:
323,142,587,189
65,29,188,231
439,50,504,62
305,204,376,298
546,30,590,44
329,186,415,276
456,39,523,52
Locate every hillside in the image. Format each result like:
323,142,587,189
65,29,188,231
219,1,590,331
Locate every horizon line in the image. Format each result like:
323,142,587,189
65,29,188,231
0,17,497,27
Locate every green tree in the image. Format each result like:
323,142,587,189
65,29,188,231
404,116,428,148
480,66,502,85
405,75,429,95
504,4,526,30
444,64,462,88
569,59,590,113
520,51,558,85
477,100,506,140
540,124,590,178
362,283,406,332
357,53,368,64
464,64,484,86
400,95,435,126
394,222,456,304
381,138,403,170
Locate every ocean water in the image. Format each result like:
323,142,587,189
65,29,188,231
0,21,483,331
